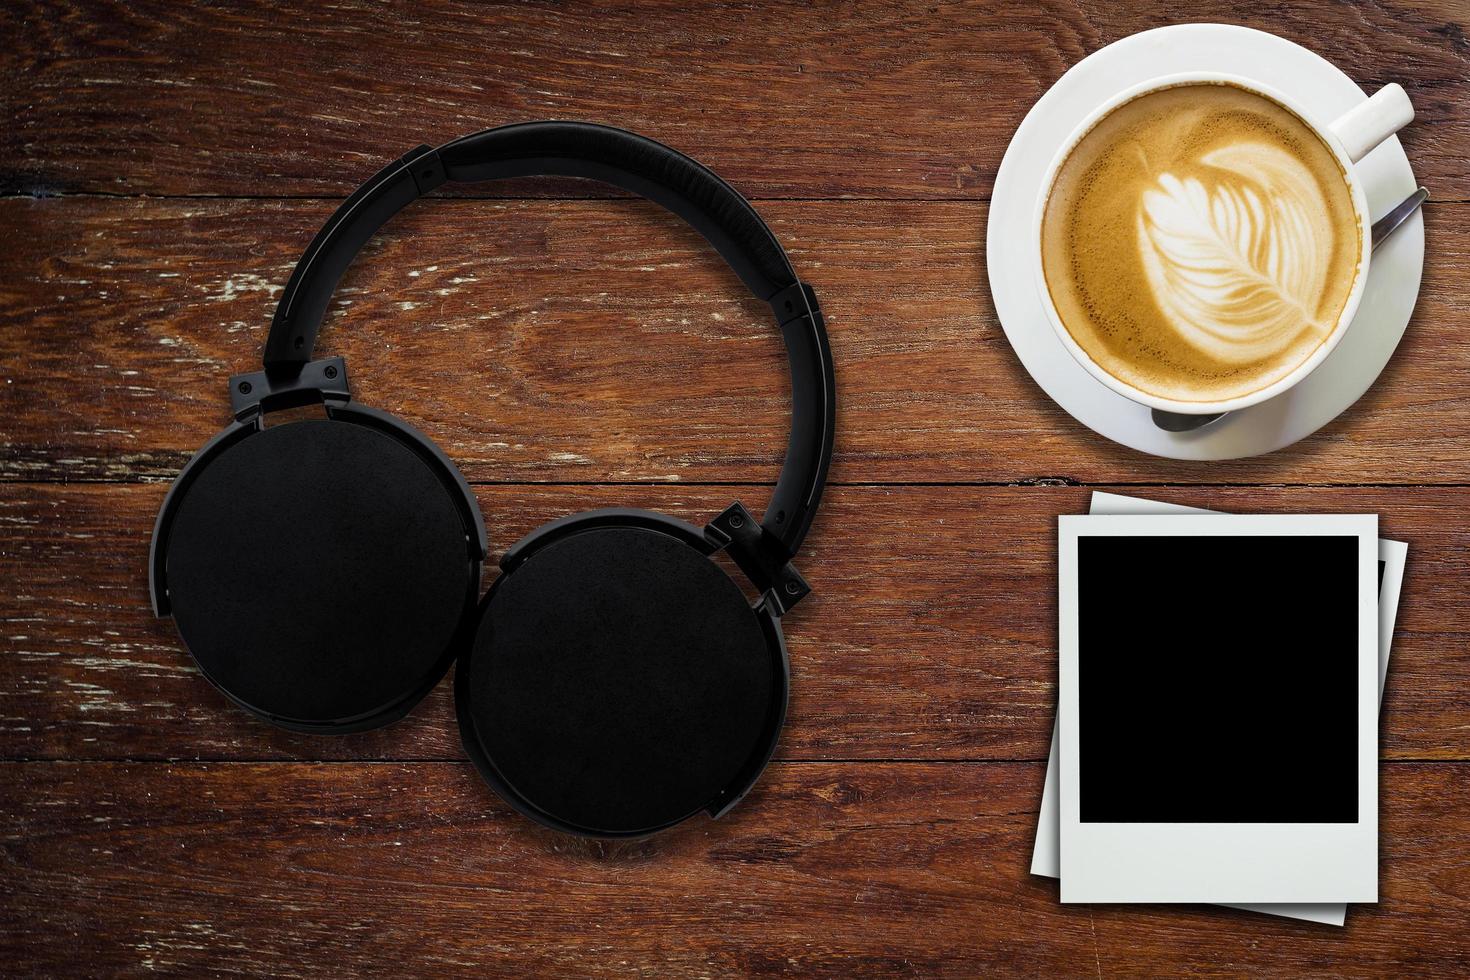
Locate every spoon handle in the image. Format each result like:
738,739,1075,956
1371,186,1428,252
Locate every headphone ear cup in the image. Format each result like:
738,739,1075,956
155,409,482,733
457,514,786,837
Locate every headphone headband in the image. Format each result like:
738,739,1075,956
264,122,833,560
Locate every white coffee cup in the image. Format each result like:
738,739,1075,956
1031,73,1414,416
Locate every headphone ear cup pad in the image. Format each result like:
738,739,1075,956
162,418,477,730
463,524,776,835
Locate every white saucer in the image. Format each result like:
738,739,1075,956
987,24,1425,460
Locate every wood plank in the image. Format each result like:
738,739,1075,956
4,483,1466,762
2,760,1467,976
2,197,1468,485
4,1,1468,200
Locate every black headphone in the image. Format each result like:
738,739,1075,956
148,122,835,838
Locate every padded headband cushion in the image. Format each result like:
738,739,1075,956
163,419,475,727
465,524,777,835
437,122,794,298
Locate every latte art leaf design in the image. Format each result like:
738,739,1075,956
1137,142,1337,364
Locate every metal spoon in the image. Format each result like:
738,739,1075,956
1150,186,1429,433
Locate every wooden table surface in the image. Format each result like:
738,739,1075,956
4,1,1470,975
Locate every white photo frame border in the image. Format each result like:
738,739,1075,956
1058,512,1379,904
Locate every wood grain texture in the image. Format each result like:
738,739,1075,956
2,761,1468,977
4,482,1466,763
3,0,1469,200
3,197,1469,485
5,2,1470,973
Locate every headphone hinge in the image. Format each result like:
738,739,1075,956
401,144,446,195
704,502,811,615
769,281,819,327
228,356,351,420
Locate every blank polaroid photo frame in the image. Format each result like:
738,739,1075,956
1032,493,1406,924
1058,512,1378,904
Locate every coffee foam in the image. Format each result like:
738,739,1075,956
1041,83,1361,403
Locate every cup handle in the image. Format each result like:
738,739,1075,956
1329,83,1414,164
